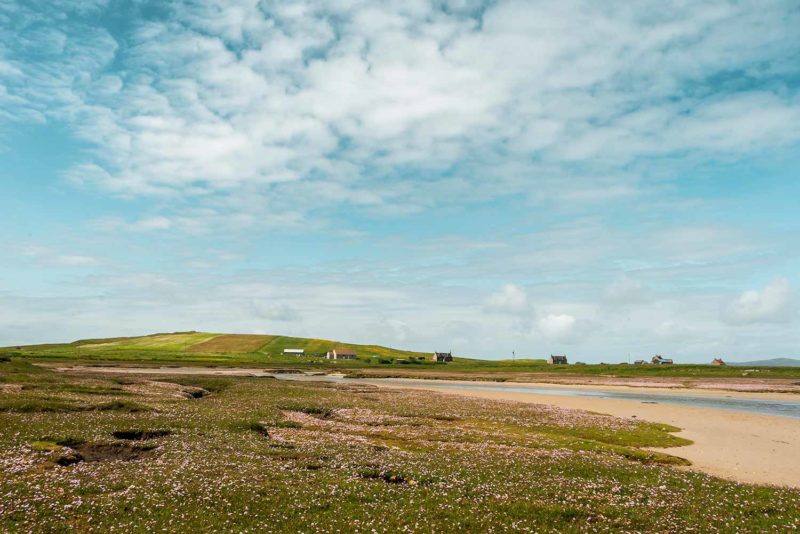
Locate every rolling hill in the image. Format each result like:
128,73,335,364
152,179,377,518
6,333,800,378
7,331,435,363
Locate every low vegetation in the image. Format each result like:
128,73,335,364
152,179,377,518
1,359,798,532
6,332,800,379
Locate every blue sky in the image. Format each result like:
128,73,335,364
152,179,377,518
2,0,799,361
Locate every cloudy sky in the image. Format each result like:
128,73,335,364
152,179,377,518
1,0,799,361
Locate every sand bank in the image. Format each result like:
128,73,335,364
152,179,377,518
375,380,800,488
49,365,800,488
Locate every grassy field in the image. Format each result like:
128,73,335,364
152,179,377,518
5,331,800,379
3,332,432,367
1,358,798,532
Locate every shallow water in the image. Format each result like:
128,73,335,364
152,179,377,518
276,374,800,419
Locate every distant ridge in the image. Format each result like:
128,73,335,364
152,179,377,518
728,358,800,367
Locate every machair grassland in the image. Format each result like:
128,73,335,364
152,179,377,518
1,358,799,532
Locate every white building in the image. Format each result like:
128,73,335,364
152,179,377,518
283,349,304,355
326,348,357,360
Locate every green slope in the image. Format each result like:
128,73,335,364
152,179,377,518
6,333,800,378
4,331,441,366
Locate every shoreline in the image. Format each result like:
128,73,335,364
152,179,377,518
48,364,800,488
370,380,800,489
374,377,800,402
46,364,800,401
37,362,800,394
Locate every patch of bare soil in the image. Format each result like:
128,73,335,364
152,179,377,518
0,384,23,393
112,429,172,440
356,467,416,485
122,380,209,400
56,442,157,465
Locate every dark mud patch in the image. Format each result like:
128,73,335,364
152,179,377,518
279,404,334,419
268,442,296,450
112,429,172,440
56,442,157,465
245,422,270,438
2,398,151,413
95,400,152,412
356,468,411,485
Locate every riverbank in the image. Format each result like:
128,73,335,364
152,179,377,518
12,358,800,531
343,368,800,394
45,364,800,487
371,379,800,488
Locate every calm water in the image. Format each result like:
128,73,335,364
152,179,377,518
275,374,800,420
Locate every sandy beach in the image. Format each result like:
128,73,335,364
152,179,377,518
50,365,800,488
374,379,800,489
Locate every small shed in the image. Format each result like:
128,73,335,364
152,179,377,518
633,359,646,365
283,349,304,355
326,348,357,360
548,354,568,365
711,358,726,366
432,351,453,363
651,355,673,365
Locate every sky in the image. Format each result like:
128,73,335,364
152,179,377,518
1,0,799,362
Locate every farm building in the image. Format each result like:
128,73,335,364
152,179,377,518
711,358,726,366
326,348,357,360
651,355,673,365
432,351,453,363
283,349,304,355
633,360,647,365
548,354,568,365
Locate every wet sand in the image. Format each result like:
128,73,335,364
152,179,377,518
50,364,800,488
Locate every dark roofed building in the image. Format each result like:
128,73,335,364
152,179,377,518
326,348,357,360
651,355,673,365
711,358,726,366
433,351,453,363
548,354,568,365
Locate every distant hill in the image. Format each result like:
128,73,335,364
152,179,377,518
728,358,800,367
10,331,436,360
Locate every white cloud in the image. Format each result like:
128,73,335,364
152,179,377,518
723,278,795,325
2,1,800,361
536,313,577,342
485,284,528,314
132,216,172,231
604,277,647,306
18,245,99,267
2,1,799,229
249,302,301,322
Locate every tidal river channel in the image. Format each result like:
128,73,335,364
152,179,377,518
275,373,800,420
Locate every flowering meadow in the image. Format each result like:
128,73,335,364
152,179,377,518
1,359,798,532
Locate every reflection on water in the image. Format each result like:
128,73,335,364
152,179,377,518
275,374,800,420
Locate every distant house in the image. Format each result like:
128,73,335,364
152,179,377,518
326,348,357,360
652,355,673,365
574,361,586,365
432,351,453,363
633,360,647,365
283,349,304,356
548,354,568,365
711,358,726,366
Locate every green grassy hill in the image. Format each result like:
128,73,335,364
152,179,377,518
4,332,800,378
3,331,439,366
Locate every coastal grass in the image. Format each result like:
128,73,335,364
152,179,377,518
5,331,800,379
1,360,799,532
